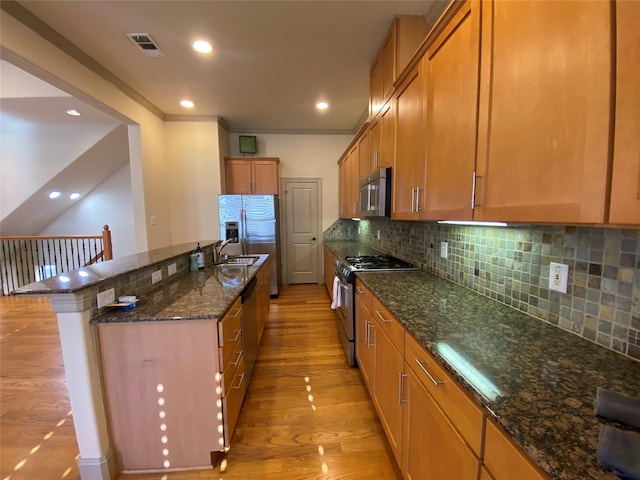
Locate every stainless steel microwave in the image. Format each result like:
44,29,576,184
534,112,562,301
359,168,391,218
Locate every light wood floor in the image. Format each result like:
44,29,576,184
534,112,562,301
1,285,399,480
0,295,80,480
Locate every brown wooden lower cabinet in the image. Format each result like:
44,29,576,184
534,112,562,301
353,280,550,480
484,419,548,480
323,246,337,296
480,466,495,480
97,297,246,472
355,290,375,390
372,310,405,465
402,367,480,479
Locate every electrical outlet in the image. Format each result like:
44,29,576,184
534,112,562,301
97,288,115,308
167,263,177,276
376,230,381,240
150,215,157,226
549,262,569,293
151,270,162,284
440,242,448,259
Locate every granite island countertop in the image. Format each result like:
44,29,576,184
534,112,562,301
13,241,217,295
92,255,269,324
325,241,640,480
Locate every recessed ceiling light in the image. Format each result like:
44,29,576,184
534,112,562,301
316,102,329,110
66,109,81,116
180,99,195,108
193,40,213,53
49,191,61,199
69,192,81,200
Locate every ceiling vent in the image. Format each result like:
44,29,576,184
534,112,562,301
126,33,165,57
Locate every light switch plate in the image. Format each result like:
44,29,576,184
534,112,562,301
97,288,115,308
440,242,448,259
151,270,162,284
549,262,569,293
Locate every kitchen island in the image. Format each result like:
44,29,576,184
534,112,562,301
13,243,270,479
325,240,640,480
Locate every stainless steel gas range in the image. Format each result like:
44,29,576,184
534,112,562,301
332,254,416,366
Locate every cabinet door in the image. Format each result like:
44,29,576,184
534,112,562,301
349,145,360,216
323,246,337,296
358,128,371,180
252,159,279,194
338,158,348,218
484,420,548,480
355,294,375,391
475,0,612,223
370,118,381,171
373,315,404,465
379,100,395,169
225,159,253,194
609,0,640,225
422,1,480,221
392,64,423,220
370,53,384,117
381,25,395,102
402,368,480,480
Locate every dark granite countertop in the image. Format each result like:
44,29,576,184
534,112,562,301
324,241,640,480
91,255,268,324
13,241,216,295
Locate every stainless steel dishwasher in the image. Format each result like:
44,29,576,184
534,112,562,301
241,277,258,385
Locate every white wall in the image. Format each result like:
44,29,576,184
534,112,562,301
164,121,225,244
228,132,352,230
1,14,170,252
0,122,118,218
39,164,136,258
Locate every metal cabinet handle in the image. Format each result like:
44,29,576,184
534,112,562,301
410,188,415,212
375,310,390,324
366,321,375,348
415,186,421,212
398,372,407,404
230,349,243,366
471,171,477,210
355,286,365,294
232,372,245,390
228,329,241,343
230,308,242,319
415,359,444,387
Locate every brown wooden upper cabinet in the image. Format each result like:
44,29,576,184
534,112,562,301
474,0,612,224
421,0,480,221
608,0,640,226
339,146,359,219
225,157,279,195
370,16,430,118
392,63,424,220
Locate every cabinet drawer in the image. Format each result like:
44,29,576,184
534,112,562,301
355,279,373,312
218,298,242,366
484,420,548,480
223,354,246,446
222,350,244,397
404,332,484,456
372,298,404,354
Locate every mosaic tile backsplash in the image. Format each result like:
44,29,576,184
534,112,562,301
329,218,640,361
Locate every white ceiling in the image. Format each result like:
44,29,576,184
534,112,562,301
5,0,449,133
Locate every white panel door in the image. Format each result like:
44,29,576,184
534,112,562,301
284,180,320,284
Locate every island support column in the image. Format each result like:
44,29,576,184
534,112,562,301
49,293,116,480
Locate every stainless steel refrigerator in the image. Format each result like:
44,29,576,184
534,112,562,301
217,194,281,296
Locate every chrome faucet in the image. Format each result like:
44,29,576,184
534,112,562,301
214,238,234,263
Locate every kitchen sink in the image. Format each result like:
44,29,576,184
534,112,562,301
224,255,259,266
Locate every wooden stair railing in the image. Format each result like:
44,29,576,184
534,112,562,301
0,225,113,295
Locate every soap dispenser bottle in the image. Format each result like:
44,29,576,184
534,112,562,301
195,243,205,269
